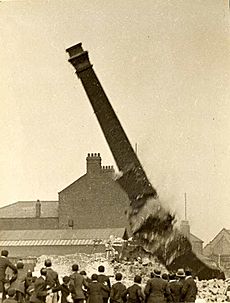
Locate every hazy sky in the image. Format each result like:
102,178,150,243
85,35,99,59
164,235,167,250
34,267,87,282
0,0,229,244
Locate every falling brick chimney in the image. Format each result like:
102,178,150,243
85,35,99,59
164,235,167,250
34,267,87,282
86,153,101,175
35,199,41,218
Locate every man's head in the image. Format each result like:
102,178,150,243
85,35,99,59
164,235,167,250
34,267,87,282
72,264,79,272
134,275,142,284
80,270,86,277
7,288,16,298
1,250,8,257
115,273,122,281
63,276,70,284
98,265,105,273
44,259,52,268
185,269,192,276
40,268,47,276
91,274,98,281
27,271,33,278
17,261,24,269
162,273,168,281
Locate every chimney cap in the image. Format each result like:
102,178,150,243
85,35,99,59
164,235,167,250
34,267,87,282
87,153,101,158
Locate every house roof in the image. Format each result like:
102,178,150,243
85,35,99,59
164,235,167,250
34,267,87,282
0,201,58,218
204,228,230,251
190,233,203,243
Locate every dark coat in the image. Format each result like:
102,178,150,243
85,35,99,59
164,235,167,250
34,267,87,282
181,277,197,303
122,283,144,303
168,280,183,303
144,277,170,303
45,268,60,288
97,274,111,299
0,256,17,291
9,268,27,294
87,281,110,303
52,283,70,303
69,272,87,300
30,276,48,303
110,282,126,303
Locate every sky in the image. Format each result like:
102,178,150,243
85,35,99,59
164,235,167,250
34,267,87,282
0,0,229,244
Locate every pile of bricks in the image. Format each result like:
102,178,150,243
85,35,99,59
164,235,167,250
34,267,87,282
34,253,229,302
196,279,228,302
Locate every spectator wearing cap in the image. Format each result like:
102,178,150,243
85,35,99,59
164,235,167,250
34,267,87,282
9,261,27,303
167,273,183,303
97,266,111,303
110,273,126,303
69,264,88,303
87,274,110,303
3,289,17,303
0,250,17,302
44,259,60,303
181,270,197,303
30,268,49,303
144,269,170,303
52,276,71,303
122,275,144,303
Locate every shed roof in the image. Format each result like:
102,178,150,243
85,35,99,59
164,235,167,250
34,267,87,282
0,201,58,218
0,228,125,246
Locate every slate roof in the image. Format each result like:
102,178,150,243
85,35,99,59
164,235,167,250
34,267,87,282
0,201,58,218
0,228,125,247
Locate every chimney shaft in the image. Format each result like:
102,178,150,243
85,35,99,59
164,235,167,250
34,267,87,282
180,220,190,240
86,153,101,175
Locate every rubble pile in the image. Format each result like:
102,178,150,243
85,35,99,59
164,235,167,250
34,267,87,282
34,253,166,285
196,279,228,302
34,253,228,302
34,253,114,279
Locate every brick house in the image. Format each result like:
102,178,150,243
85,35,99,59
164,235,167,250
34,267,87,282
58,153,129,229
204,228,230,275
0,153,203,257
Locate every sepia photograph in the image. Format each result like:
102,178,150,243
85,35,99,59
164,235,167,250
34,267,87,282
0,1,230,302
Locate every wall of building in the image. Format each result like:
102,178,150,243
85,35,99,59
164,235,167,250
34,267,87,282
58,154,130,229
191,241,203,255
0,217,59,230
1,245,106,257
58,174,129,229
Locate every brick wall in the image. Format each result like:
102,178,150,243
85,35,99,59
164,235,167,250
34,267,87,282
0,217,59,230
58,171,130,229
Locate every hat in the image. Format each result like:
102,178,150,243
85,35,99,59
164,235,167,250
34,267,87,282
153,269,161,277
176,268,185,277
